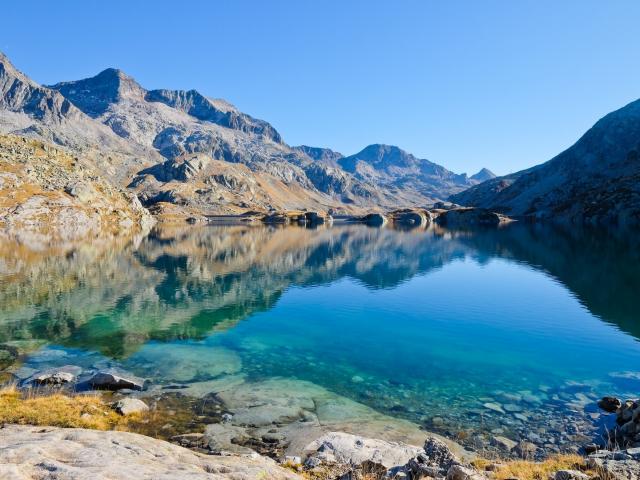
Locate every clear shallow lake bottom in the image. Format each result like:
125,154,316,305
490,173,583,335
1,223,639,454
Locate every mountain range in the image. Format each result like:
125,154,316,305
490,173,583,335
0,51,492,220
2,50,639,228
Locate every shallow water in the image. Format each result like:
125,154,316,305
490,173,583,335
1,223,639,452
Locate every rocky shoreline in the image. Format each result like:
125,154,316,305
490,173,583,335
3,360,640,479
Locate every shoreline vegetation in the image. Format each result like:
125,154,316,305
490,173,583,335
0,378,637,479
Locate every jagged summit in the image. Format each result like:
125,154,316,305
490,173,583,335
49,68,145,117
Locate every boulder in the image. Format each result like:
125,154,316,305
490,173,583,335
362,213,387,226
113,398,149,416
446,464,488,480
262,213,290,224
491,435,517,451
22,365,82,386
304,211,329,225
436,208,513,227
87,368,145,391
405,437,461,479
554,470,589,480
393,209,432,228
598,396,621,413
0,425,301,480
303,432,422,469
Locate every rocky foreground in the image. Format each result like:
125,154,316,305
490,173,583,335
2,424,639,480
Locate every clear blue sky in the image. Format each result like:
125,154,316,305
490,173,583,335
3,1,640,175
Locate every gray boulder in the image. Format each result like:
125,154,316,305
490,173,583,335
554,470,589,480
87,368,145,391
303,431,421,469
446,464,488,480
0,425,301,480
22,365,82,386
113,398,149,416
405,437,461,478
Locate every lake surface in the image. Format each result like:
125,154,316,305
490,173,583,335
1,223,639,454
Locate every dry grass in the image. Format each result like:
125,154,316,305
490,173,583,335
474,454,595,480
0,385,140,431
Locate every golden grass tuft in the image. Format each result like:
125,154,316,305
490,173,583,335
475,454,595,480
0,385,139,431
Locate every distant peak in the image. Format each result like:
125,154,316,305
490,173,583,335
48,66,144,117
470,168,496,182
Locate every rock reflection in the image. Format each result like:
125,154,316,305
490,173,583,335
0,222,637,358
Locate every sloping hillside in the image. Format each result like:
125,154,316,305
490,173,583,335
451,99,640,226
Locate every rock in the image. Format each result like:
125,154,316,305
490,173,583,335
362,213,387,226
491,436,517,451
87,368,145,391
22,365,82,386
554,470,589,480
598,396,622,413
436,208,513,227
113,398,149,416
262,212,291,224
303,432,422,469
0,424,301,479
405,437,461,479
393,209,431,228
483,402,505,414
446,464,488,480
588,448,640,479
513,441,537,458
503,404,523,413
304,211,329,225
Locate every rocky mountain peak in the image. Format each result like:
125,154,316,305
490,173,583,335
49,67,145,117
470,168,496,182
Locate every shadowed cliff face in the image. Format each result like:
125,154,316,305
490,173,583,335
0,223,638,357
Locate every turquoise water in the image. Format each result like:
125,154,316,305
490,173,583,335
1,223,639,450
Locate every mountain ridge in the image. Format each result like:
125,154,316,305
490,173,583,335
0,51,491,218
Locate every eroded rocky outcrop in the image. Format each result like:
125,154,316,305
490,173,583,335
0,135,154,240
0,425,302,480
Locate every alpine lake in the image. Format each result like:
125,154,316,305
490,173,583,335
1,221,639,458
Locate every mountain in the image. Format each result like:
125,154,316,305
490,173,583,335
470,168,496,182
0,52,156,178
0,51,490,218
451,99,640,226
338,144,486,201
292,145,343,167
